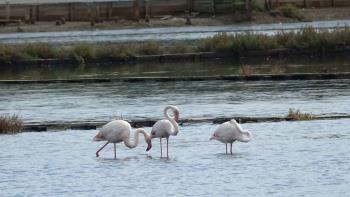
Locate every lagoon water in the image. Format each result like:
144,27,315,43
1,60,350,196
1,120,350,196
1,79,350,124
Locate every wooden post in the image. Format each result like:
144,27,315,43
29,6,34,23
145,0,150,22
36,5,40,21
108,2,113,20
212,0,216,16
187,0,193,12
331,0,335,7
5,1,10,20
133,0,140,22
264,0,269,10
68,3,73,21
96,4,100,22
245,0,252,20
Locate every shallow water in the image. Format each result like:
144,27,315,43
1,119,349,196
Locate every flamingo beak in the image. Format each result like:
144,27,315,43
146,138,152,151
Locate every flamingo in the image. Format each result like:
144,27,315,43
150,105,180,158
93,120,152,159
210,119,252,154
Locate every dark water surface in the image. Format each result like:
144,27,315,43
1,120,349,196
1,56,350,80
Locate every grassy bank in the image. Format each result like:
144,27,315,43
0,27,349,64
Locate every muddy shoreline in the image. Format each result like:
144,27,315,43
1,72,350,84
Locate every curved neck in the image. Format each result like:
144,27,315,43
164,106,179,136
239,130,252,142
124,128,150,149
230,119,252,142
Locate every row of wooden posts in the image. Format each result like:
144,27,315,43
1,0,254,23
1,0,342,23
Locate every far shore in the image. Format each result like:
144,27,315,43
0,8,350,34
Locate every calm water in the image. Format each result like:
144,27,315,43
1,59,350,196
1,119,350,196
1,79,350,123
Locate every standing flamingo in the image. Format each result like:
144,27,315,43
210,119,252,154
150,105,180,158
93,120,152,159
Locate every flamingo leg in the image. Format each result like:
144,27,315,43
96,142,109,157
114,143,116,159
230,143,233,155
160,138,163,158
166,137,169,159
225,143,228,154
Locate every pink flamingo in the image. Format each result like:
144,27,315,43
150,105,180,158
210,119,252,154
93,120,152,159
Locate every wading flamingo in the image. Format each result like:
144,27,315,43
210,119,252,154
93,120,152,159
150,105,180,158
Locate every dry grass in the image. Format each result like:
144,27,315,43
137,42,161,55
239,65,254,76
168,42,192,54
286,108,315,121
0,114,23,134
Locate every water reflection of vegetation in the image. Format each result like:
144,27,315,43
0,56,350,80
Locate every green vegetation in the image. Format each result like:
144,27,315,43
286,108,315,121
0,114,23,134
200,27,350,52
0,27,349,64
279,4,303,20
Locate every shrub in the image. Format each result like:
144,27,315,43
232,33,280,52
0,45,31,63
280,4,303,20
24,43,59,59
71,43,96,61
251,0,265,12
137,42,161,55
239,65,255,76
96,44,135,60
198,32,232,52
286,108,315,121
0,114,23,134
168,42,192,54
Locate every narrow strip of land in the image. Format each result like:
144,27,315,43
1,72,350,84
23,114,350,132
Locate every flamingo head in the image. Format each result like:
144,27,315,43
146,137,152,151
210,133,219,140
